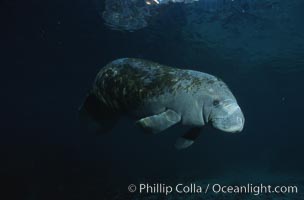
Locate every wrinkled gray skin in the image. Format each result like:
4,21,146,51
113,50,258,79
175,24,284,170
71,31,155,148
80,58,244,149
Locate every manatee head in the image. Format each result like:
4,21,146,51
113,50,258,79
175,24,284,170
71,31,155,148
203,79,245,133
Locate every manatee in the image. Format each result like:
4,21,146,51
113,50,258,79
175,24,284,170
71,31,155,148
79,58,245,149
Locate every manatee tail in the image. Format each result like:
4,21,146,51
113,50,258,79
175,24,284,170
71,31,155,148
79,93,118,134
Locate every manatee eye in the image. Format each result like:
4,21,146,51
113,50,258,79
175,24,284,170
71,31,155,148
213,99,220,106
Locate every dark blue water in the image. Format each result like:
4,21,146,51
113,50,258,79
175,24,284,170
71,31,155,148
2,0,304,199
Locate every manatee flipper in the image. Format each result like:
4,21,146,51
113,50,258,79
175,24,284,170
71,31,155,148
79,93,118,134
136,109,181,134
175,127,202,150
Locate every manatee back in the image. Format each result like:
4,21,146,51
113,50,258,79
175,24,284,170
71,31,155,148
92,58,181,111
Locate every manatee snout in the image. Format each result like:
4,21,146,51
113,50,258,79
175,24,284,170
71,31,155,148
211,101,245,133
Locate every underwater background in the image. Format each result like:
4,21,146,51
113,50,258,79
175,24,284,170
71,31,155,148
2,0,304,199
